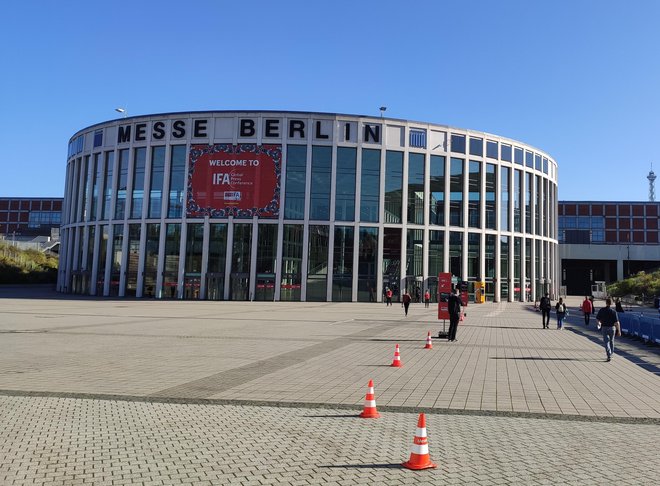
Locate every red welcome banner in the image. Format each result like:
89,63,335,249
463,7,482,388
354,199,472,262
187,144,281,218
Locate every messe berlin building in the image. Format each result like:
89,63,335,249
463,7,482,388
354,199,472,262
58,111,559,302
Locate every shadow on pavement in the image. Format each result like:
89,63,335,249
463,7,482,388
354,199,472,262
302,413,361,418
490,356,601,362
566,325,660,375
319,464,402,469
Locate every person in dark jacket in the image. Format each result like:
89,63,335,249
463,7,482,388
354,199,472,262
402,291,412,316
447,287,462,342
596,298,620,362
539,293,551,329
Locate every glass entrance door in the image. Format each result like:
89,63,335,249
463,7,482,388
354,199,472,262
183,274,201,299
255,274,275,301
206,273,225,300
230,273,250,301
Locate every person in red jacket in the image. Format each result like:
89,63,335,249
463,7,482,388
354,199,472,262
581,296,593,326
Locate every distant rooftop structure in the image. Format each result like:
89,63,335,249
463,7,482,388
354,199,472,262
648,165,656,202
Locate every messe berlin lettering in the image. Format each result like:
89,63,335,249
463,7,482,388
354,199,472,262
117,118,381,143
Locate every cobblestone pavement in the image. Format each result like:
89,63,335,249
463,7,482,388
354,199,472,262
1,290,659,484
1,395,658,485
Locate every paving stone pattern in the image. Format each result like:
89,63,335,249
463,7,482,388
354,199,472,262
1,395,658,485
1,292,659,484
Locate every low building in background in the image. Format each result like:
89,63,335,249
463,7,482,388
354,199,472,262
558,201,660,295
0,197,62,251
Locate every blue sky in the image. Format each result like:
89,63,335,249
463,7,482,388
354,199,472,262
1,0,659,201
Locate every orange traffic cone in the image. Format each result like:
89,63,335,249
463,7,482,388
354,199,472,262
424,331,433,349
402,413,438,470
391,344,402,367
359,379,381,418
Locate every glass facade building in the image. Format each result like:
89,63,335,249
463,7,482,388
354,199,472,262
59,111,559,302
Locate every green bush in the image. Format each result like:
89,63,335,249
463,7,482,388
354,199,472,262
607,270,660,298
0,242,58,284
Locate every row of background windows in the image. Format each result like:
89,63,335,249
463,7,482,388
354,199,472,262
559,229,658,244
64,221,555,302
449,133,552,177
66,144,556,238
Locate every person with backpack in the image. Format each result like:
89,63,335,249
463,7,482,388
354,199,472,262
555,297,567,330
596,298,621,362
447,286,462,342
539,293,551,329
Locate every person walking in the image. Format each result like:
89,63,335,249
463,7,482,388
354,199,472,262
447,287,462,342
402,290,412,316
555,297,567,329
581,296,593,326
385,287,393,306
539,293,551,329
596,298,621,362
424,289,431,308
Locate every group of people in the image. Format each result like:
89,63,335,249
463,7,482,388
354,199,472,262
385,287,432,312
539,293,621,362
385,285,461,341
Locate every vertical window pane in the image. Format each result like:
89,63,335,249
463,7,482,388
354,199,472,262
384,151,403,223
102,151,114,220
96,225,108,295
500,235,509,299
149,147,166,218
485,163,497,230
80,156,89,222
307,225,329,301
130,147,146,219
469,137,483,156
468,233,480,280
450,158,463,226
110,224,123,296
451,134,466,153
281,224,303,301
468,161,481,228
230,223,252,301
525,173,532,233
358,227,378,302
360,149,380,222
407,153,425,224
167,146,186,218
535,176,542,235
184,223,204,299
255,224,278,301
514,237,521,301
501,167,510,231
125,224,141,296
486,140,498,159
114,149,129,219
429,155,445,226
485,234,496,299
310,146,332,220
406,229,423,279
383,228,401,301
143,223,160,298
513,170,522,232
335,147,356,221
332,226,354,301
284,145,307,219
91,153,101,221
449,231,462,279
501,144,512,162
207,223,227,300
428,230,444,302
162,223,181,298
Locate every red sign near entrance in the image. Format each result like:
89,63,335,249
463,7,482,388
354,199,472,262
187,144,281,218
437,272,452,320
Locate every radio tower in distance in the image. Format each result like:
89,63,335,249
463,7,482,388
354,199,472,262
648,165,657,202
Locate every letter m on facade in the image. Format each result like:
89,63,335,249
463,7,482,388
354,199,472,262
117,125,131,143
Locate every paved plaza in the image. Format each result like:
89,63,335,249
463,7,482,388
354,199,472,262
1,288,659,484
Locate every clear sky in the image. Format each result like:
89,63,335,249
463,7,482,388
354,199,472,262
1,0,659,201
